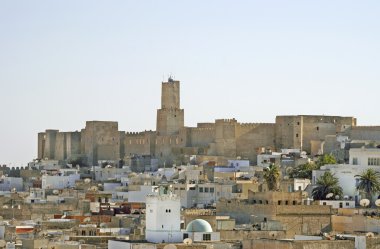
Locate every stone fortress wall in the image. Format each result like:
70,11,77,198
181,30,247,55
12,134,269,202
38,78,364,166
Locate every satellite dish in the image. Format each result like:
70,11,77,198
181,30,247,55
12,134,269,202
163,244,177,249
183,238,193,245
360,199,370,207
269,231,276,237
366,232,375,238
326,193,334,199
89,186,98,191
83,217,91,223
375,199,380,207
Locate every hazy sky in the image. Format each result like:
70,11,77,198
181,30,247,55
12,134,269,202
1,1,379,166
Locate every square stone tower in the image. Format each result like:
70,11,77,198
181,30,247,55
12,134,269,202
156,78,184,136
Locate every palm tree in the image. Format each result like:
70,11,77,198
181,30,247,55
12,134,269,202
312,172,343,200
263,164,280,191
289,162,317,179
355,169,380,204
316,154,337,167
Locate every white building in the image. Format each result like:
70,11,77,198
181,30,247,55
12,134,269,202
183,219,220,242
41,172,80,189
108,240,156,249
128,185,157,203
145,191,182,243
313,164,380,201
93,166,131,181
257,153,281,167
0,177,23,192
293,179,311,192
24,188,46,204
318,200,355,209
227,160,250,170
349,147,380,166
177,165,204,183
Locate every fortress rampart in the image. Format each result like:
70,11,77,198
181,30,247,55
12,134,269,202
37,79,364,167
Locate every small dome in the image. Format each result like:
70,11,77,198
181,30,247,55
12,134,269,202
186,219,213,233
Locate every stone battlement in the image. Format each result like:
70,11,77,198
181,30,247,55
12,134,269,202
191,127,215,133
239,123,275,127
126,131,148,136
216,118,238,123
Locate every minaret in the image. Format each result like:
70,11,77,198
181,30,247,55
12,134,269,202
156,77,184,136
145,188,182,243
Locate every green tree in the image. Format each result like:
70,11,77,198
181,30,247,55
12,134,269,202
312,172,343,200
263,164,281,191
289,163,318,179
355,169,380,204
316,154,337,167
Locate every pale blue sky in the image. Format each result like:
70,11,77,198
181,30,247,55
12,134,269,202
1,1,379,166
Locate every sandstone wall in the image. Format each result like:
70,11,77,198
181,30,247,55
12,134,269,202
66,131,82,159
348,126,380,141
275,116,356,153
55,132,67,161
37,132,45,159
83,121,120,165
236,123,275,163
43,130,59,160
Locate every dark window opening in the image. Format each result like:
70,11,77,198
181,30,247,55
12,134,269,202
203,234,211,241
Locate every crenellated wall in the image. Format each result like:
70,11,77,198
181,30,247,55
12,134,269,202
37,79,365,167
188,127,215,147
125,131,156,157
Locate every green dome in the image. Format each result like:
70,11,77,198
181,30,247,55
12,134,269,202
186,219,213,233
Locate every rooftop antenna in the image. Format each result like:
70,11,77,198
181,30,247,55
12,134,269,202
168,73,174,82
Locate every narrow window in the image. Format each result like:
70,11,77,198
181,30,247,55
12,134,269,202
203,234,211,241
